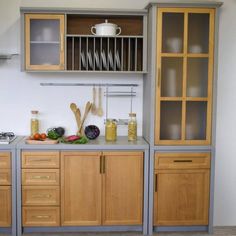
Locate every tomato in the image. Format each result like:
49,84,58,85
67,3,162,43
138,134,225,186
33,133,41,140
40,133,47,140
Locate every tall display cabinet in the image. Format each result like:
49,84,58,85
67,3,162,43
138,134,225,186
143,1,222,234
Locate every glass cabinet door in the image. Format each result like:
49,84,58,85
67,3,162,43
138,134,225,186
155,8,215,145
25,14,65,70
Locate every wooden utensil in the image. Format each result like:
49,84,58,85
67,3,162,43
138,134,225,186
78,101,92,135
70,103,81,131
91,87,97,115
97,87,103,117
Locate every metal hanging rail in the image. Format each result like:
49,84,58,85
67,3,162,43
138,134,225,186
40,82,138,87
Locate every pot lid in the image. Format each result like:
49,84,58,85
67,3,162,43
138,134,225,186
95,19,118,27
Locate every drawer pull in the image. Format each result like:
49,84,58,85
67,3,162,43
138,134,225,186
31,159,52,162
155,174,158,192
174,160,193,163
32,175,51,180
32,194,52,198
33,215,51,219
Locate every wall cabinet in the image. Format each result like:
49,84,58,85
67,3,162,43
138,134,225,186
25,14,65,71
22,9,147,73
154,153,210,226
0,152,11,227
61,151,143,226
154,8,215,145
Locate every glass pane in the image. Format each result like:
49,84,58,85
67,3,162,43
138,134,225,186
30,44,60,65
161,58,183,97
162,13,184,53
188,13,209,54
187,58,208,97
186,101,207,140
160,101,182,140
30,19,60,42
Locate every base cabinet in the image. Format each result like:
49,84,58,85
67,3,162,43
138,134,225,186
61,151,143,226
154,153,210,226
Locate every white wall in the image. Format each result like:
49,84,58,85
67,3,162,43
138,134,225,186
0,0,236,227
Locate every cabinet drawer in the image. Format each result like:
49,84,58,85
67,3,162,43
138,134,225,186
0,169,11,185
22,152,60,168
22,186,60,206
0,153,11,169
0,186,11,227
22,207,60,226
22,169,60,185
155,153,211,170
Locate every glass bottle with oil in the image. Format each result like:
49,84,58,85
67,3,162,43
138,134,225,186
31,110,39,136
128,113,137,141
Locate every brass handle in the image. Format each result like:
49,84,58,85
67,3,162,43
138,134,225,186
103,155,106,174
155,174,158,192
33,215,50,219
174,160,193,163
31,159,51,162
60,33,64,52
32,175,50,180
32,194,52,198
100,155,103,174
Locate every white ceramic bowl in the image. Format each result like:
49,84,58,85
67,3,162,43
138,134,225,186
91,20,121,36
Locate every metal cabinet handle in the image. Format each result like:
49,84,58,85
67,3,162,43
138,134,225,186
103,156,106,174
33,215,50,219
32,194,52,198
174,160,193,163
31,159,51,162
32,175,50,180
100,155,103,174
155,174,158,192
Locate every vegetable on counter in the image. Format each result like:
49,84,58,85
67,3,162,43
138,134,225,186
47,127,65,140
30,133,47,141
59,135,88,144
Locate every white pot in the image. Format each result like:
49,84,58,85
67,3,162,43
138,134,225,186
91,20,121,36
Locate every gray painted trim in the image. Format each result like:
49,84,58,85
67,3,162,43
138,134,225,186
0,228,11,233
20,12,25,72
20,7,147,15
142,15,148,73
145,1,223,9
153,146,213,151
23,226,143,233
154,226,208,232
24,70,148,74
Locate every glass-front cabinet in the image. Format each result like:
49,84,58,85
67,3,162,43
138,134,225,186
155,8,215,145
25,14,65,70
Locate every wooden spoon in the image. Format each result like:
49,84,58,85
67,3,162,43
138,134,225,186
91,87,97,115
97,87,103,117
78,101,92,134
70,103,80,130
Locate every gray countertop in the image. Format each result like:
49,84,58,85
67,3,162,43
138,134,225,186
17,136,149,150
0,136,23,150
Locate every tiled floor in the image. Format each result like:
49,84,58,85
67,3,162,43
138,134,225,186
1,227,236,236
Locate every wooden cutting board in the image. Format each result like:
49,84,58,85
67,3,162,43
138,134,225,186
25,138,59,145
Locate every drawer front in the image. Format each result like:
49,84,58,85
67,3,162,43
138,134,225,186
0,169,11,185
22,186,60,206
22,152,60,169
0,186,11,227
155,153,211,170
22,207,60,226
22,169,59,186
0,153,11,169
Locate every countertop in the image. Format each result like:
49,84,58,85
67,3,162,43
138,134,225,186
0,136,24,150
17,136,149,150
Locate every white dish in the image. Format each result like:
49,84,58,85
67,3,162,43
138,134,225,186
91,19,121,36
101,50,107,69
87,50,93,68
115,50,121,69
94,50,100,68
108,50,114,69
81,51,86,68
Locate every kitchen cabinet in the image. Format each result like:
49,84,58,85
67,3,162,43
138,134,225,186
154,153,210,226
24,14,65,71
0,152,11,227
154,8,215,145
21,151,60,226
21,8,147,73
61,151,143,226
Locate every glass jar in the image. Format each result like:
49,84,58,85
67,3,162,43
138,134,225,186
128,113,137,141
31,110,39,136
105,119,117,141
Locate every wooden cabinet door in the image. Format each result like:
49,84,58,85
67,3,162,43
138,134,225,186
61,152,102,226
154,169,210,226
102,152,143,225
0,186,11,227
25,14,65,71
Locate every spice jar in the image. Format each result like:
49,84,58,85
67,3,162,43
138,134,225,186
31,110,39,136
105,119,117,141
128,113,137,141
